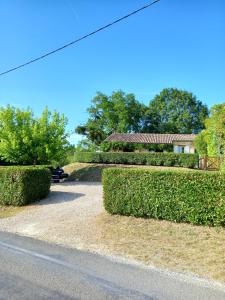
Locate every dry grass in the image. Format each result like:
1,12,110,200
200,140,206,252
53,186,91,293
95,212,225,282
0,205,24,219
64,162,195,182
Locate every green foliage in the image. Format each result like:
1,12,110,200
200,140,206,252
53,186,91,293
75,139,100,152
0,106,69,165
195,103,225,167
100,141,173,152
143,88,209,134
75,89,208,147
220,160,225,172
75,91,146,145
206,103,225,157
52,144,76,167
194,130,208,156
0,166,51,206
103,168,225,226
74,152,199,168
221,165,225,173
100,141,135,152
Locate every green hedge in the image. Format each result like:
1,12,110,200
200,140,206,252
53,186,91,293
74,152,199,168
103,168,225,226
0,166,51,206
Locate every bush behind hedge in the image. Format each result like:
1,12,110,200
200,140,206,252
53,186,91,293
100,141,173,153
0,166,51,206
103,168,225,226
74,152,199,168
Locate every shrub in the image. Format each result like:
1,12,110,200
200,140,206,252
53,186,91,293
0,166,51,206
74,152,199,169
100,141,174,153
103,168,225,226
100,141,135,152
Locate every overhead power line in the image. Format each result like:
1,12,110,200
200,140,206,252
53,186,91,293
0,0,160,77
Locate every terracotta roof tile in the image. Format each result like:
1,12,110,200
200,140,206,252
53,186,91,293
106,133,196,144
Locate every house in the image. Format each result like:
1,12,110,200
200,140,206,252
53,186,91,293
106,133,196,154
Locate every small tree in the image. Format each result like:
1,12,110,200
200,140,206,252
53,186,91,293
195,103,225,171
196,103,225,157
194,130,208,156
0,106,69,165
205,104,225,157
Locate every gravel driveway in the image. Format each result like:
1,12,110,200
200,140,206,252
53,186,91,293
2,182,225,285
0,182,104,251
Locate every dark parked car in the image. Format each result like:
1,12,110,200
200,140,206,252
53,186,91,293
51,167,68,183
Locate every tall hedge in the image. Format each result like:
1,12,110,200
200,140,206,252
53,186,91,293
0,166,51,206
103,168,225,226
74,152,199,169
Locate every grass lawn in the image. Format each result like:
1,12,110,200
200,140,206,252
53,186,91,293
64,162,197,182
95,213,225,282
0,205,24,219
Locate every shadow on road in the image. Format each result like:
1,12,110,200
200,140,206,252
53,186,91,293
34,191,85,205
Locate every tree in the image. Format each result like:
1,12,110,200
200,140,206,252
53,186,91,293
0,106,69,165
75,91,146,145
75,88,209,148
195,103,225,157
75,139,99,152
143,88,209,134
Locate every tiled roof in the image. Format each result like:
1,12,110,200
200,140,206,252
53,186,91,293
106,133,196,144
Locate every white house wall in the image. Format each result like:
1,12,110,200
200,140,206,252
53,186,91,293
173,141,195,154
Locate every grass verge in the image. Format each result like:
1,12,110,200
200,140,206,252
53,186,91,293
95,213,225,282
0,205,24,218
64,162,195,182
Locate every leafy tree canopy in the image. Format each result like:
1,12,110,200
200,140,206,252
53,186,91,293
143,88,209,134
75,91,146,145
0,106,69,165
76,89,209,146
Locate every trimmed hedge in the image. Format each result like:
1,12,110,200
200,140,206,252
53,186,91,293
74,152,199,168
103,168,225,226
0,166,51,206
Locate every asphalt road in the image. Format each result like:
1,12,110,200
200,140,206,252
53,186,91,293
0,232,224,300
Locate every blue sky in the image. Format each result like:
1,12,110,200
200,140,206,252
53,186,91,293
0,0,224,144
